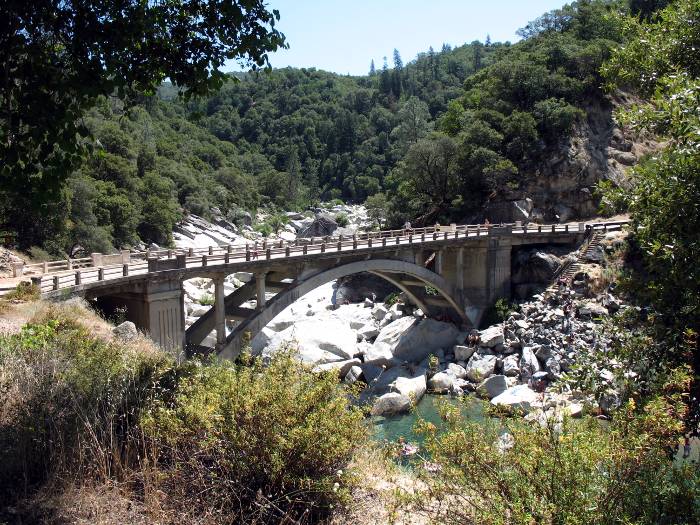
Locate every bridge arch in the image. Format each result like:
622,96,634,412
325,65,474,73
217,259,473,361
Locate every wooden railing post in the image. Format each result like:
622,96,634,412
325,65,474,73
66,259,72,270
286,246,291,256
43,261,49,274
266,248,271,259
188,248,194,257
75,271,81,285
202,255,208,267
303,245,308,255
98,268,104,281
123,264,129,276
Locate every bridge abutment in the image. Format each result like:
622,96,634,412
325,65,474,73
95,278,185,353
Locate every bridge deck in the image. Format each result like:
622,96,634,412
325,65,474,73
4,220,628,298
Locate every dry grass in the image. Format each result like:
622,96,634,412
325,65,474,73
331,445,429,525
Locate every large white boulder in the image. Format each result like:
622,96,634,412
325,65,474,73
371,393,412,416
372,304,388,321
454,345,476,361
465,354,497,382
502,354,520,377
520,346,542,379
477,375,508,399
251,317,357,364
357,323,380,341
313,358,361,377
479,325,504,348
392,374,427,401
491,385,539,413
428,372,454,393
370,317,459,365
446,363,467,379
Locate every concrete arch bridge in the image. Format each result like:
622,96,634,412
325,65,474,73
25,221,627,361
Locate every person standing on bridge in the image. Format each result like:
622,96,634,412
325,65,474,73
403,221,412,235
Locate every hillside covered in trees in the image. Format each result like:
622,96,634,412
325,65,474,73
4,0,647,256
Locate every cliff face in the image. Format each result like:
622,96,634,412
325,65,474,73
484,93,658,223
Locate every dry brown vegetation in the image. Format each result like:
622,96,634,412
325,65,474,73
0,299,372,524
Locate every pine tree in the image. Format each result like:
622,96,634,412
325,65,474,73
393,48,403,70
369,59,376,76
285,145,302,204
485,34,492,46
392,49,403,98
473,40,484,71
428,46,436,79
380,56,391,94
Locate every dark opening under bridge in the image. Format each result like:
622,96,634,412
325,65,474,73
24,221,627,361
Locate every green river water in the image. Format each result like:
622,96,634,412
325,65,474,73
370,394,487,447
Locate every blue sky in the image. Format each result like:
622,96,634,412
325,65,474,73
228,0,569,75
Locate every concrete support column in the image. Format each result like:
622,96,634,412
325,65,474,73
456,247,464,293
435,249,444,275
214,276,226,349
255,272,267,311
487,238,512,303
414,249,423,267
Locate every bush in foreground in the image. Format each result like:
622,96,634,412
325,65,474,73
0,307,366,523
407,376,700,525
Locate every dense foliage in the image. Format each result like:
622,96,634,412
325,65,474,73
601,0,700,424
0,307,366,523
409,390,699,525
0,0,284,251
2,1,635,255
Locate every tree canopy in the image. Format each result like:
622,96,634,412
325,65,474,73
0,0,285,246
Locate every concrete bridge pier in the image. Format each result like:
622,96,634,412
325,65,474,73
94,277,186,353
438,236,512,326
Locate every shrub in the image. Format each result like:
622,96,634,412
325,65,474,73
27,245,53,262
198,293,214,306
407,379,700,525
253,222,272,237
334,212,349,227
0,311,366,523
141,351,366,522
3,282,39,302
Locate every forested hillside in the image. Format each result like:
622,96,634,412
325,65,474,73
4,1,642,256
